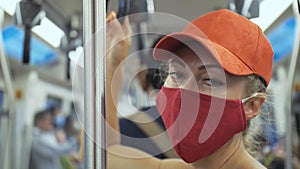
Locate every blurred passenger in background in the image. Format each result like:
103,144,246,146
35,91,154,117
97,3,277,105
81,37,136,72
30,110,80,169
61,114,83,169
64,115,80,140
47,105,66,143
266,137,300,169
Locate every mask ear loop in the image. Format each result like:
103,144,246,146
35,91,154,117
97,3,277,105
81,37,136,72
241,93,265,104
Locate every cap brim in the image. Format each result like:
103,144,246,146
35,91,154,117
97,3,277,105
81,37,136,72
153,32,253,76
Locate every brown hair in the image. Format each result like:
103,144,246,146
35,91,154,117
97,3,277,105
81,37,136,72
243,74,272,157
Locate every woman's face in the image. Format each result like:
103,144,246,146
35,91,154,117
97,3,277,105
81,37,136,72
164,42,246,99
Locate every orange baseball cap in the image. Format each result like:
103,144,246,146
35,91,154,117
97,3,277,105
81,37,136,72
153,9,274,86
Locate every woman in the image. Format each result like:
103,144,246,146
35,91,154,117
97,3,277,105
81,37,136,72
91,9,274,169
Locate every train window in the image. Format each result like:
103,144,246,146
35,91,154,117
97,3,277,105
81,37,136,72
46,95,62,109
1,25,57,66
266,16,296,63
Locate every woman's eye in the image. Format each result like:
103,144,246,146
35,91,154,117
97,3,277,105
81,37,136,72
201,78,224,87
169,72,185,81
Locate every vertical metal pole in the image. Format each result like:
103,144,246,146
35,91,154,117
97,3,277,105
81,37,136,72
285,1,300,169
83,0,106,169
0,9,17,169
83,1,94,168
95,0,107,168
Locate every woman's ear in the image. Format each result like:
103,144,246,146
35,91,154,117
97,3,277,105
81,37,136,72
243,96,265,120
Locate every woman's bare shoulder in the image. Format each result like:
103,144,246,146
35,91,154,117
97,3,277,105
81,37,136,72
107,145,189,169
241,156,267,169
160,158,189,169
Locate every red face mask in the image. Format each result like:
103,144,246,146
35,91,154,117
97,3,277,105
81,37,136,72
156,86,247,163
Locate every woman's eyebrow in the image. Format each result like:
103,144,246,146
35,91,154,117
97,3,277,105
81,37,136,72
198,65,223,72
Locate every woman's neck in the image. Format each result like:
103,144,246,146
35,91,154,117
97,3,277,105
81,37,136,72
189,134,266,169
